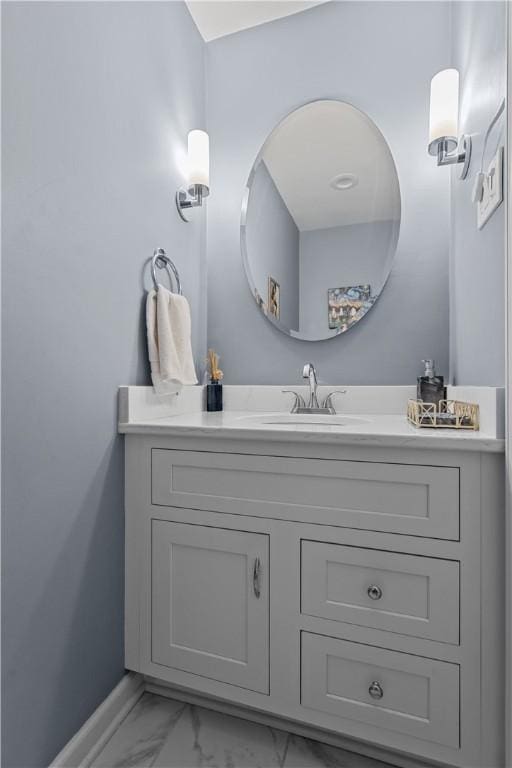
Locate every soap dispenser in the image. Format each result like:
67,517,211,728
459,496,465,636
417,359,446,408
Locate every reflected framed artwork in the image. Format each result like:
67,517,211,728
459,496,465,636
268,276,280,319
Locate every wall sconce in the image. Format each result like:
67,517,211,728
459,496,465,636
428,68,471,179
176,129,210,221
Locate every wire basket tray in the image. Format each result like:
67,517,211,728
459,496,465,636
407,399,479,430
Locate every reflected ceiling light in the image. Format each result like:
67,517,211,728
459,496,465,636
176,129,210,221
428,68,471,179
330,173,358,190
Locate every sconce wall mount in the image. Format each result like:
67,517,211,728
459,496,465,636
428,134,472,180
176,129,210,222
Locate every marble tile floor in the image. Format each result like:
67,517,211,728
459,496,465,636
92,693,397,768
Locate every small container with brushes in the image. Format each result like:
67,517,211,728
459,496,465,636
206,348,223,412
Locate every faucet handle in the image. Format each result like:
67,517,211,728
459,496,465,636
322,390,347,413
282,390,306,413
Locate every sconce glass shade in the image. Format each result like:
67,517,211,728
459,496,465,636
187,129,209,189
429,68,459,154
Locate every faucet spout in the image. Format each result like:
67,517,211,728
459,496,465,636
302,362,320,409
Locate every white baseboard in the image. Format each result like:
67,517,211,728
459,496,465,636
144,676,441,768
49,672,144,768
50,671,443,768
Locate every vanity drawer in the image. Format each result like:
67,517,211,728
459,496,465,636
301,541,459,644
301,633,459,748
151,450,460,539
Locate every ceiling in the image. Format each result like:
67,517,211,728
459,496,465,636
186,1,329,42
261,101,401,231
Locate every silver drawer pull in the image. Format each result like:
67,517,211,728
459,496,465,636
367,584,383,601
369,681,384,700
253,557,261,598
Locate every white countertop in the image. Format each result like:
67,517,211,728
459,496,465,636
118,408,504,452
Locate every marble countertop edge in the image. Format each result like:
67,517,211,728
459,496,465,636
118,411,504,453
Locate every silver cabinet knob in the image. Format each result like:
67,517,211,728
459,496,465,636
367,584,383,601
368,681,384,700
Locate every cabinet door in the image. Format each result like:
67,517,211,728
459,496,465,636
151,520,269,693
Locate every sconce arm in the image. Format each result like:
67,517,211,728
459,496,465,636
176,183,210,221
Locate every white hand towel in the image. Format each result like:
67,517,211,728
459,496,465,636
146,285,198,395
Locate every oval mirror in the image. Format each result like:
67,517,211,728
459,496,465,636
241,100,401,341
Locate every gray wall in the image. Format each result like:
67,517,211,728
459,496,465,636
298,219,398,337
1,3,206,766
245,161,299,330
450,0,507,385
205,1,452,385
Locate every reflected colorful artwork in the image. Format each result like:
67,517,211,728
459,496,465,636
328,285,373,331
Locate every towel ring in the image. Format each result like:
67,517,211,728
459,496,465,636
151,248,182,294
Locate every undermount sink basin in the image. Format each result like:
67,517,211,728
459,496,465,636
236,413,371,427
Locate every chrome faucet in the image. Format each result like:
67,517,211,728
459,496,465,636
303,362,320,409
282,364,346,414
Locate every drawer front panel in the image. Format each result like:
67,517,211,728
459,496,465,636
152,450,459,539
301,541,460,643
301,633,459,748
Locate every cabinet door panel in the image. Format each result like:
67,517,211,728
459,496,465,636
152,520,269,693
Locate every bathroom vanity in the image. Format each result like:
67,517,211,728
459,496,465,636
120,385,505,768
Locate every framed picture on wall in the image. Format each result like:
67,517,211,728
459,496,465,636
328,285,371,331
268,276,280,319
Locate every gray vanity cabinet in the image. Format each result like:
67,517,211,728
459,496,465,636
125,434,504,768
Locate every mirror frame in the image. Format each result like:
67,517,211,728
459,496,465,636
240,98,402,341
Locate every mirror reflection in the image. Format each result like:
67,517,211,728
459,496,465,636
241,100,401,341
